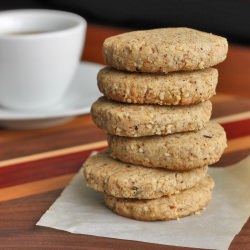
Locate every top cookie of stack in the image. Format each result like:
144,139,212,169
98,27,227,107
103,27,227,73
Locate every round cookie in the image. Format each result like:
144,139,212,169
91,97,212,137
104,175,214,221
108,122,227,171
83,150,208,199
103,27,228,73
98,67,218,105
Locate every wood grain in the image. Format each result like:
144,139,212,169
0,140,107,167
225,135,250,153
0,174,74,202
0,115,106,161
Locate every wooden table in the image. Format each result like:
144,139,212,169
0,24,250,250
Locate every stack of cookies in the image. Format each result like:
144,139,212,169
84,28,228,221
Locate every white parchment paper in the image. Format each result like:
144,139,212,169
37,155,250,250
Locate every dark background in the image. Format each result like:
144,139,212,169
1,0,250,44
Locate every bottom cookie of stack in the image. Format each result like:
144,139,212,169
104,176,214,221
83,151,214,221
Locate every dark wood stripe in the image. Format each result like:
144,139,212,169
222,118,250,140
0,147,106,189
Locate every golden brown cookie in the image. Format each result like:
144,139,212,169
104,176,214,221
91,97,212,137
83,150,208,199
103,28,228,73
108,122,227,171
98,67,218,105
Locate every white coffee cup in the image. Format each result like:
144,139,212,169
0,9,86,110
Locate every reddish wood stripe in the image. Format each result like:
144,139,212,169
0,147,105,189
221,118,250,140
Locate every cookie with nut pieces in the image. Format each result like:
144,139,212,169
103,27,228,73
98,67,218,105
91,97,212,137
83,150,208,199
108,122,227,171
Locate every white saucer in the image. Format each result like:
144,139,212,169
0,61,103,129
